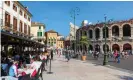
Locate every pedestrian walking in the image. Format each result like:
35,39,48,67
117,53,121,63
65,51,70,62
114,50,118,62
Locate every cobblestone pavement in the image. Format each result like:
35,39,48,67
42,55,133,80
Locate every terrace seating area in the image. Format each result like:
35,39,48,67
1,25,46,80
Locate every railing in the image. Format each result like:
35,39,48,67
1,25,32,39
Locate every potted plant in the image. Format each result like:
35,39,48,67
79,32,90,61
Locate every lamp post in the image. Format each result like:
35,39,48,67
103,14,108,65
70,7,80,55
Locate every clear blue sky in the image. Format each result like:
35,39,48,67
21,1,133,36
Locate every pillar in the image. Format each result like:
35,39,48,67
119,28,123,38
109,27,112,39
131,26,133,39
93,29,95,40
100,28,103,40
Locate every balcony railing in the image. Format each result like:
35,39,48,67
1,25,32,39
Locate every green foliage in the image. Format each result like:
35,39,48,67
79,35,89,46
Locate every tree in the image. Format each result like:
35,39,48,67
78,31,90,55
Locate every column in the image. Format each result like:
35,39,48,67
109,27,112,39
87,30,89,39
131,27,133,39
119,28,123,38
100,43,103,54
100,28,103,40
93,29,95,40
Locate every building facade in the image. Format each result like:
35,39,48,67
76,19,133,53
57,34,64,49
31,22,46,44
45,30,64,49
0,1,32,37
64,36,70,50
69,22,79,50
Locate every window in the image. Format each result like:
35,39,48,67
5,1,10,6
19,9,23,15
5,12,10,26
39,26,41,29
13,4,17,12
24,13,27,19
37,32,42,37
19,21,23,32
13,17,17,30
24,23,27,34
28,17,30,21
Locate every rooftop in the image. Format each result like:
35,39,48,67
16,1,33,17
31,22,45,28
46,30,57,33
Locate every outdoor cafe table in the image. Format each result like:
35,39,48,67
18,61,42,76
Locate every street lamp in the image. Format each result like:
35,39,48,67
70,7,80,55
103,14,108,65
103,15,113,65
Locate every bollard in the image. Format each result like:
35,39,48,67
47,58,53,74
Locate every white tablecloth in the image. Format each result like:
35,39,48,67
18,61,42,76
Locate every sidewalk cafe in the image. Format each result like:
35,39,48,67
1,28,46,80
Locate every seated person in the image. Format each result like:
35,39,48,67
9,60,18,77
1,60,8,71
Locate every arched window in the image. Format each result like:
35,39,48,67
95,28,100,39
112,26,119,36
123,43,132,50
95,44,100,52
89,30,93,39
123,24,131,37
84,31,87,36
112,44,120,51
89,45,93,50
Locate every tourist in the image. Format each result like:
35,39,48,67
114,50,118,62
66,51,70,62
9,61,18,77
117,52,121,63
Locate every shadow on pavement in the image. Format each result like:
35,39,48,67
116,75,133,80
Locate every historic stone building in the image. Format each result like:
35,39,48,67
76,19,133,53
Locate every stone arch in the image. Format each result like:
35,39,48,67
123,24,131,37
88,44,93,51
112,44,120,51
83,31,87,36
112,25,119,37
102,27,109,38
103,44,109,52
95,44,100,52
95,28,100,39
123,43,132,50
89,29,93,39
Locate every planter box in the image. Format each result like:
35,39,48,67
82,56,86,61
